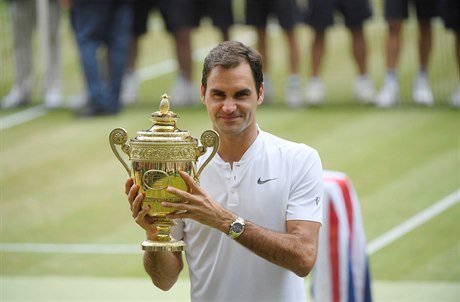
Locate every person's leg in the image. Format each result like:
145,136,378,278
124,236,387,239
285,29,299,75
386,20,403,71
350,26,374,103
374,18,402,107
311,30,325,78
174,27,193,81
450,32,460,107
456,33,460,83
273,0,300,76
438,0,459,107
12,0,35,89
271,0,302,106
410,0,436,105
72,2,109,113
304,30,326,105
206,0,233,41
350,27,367,75
412,19,434,105
340,0,373,103
256,28,268,74
2,0,35,108
121,35,140,105
303,0,334,105
244,0,273,102
125,0,151,73
254,27,275,103
43,0,62,107
159,0,198,106
283,28,302,107
122,0,155,105
418,20,432,71
107,2,134,113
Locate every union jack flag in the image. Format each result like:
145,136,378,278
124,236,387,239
311,171,372,302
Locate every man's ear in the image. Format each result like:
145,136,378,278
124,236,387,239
257,83,264,105
200,84,206,104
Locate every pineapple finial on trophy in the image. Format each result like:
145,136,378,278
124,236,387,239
159,93,170,114
149,93,178,132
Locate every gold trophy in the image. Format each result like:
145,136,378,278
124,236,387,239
109,94,219,252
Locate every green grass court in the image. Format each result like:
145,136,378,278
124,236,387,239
1,1,459,301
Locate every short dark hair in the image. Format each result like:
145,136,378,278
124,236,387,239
201,41,264,96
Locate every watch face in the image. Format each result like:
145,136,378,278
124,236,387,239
232,223,244,233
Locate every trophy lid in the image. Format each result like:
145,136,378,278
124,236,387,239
134,94,192,142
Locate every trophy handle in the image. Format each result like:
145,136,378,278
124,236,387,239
109,127,132,176
195,130,220,179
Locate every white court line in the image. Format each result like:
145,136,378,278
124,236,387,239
0,105,48,131
367,188,460,255
1,189,459,255
0,243,141,254
0,31,256,131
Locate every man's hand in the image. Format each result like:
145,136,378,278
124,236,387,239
162,171,235,234
125,178,157,241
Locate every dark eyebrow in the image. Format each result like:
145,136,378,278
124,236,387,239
209,88,225,95
208,88,252,97
234,88,252,97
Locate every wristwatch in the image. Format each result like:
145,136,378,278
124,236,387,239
228,217,245,239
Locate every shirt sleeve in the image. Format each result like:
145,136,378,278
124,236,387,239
286,146,324,224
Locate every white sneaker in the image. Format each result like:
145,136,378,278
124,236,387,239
44,87,63,108
1,85,31,109
375,79,399,108
67,93,87,110
285,74,303,107
449,85,460,108
171,75,197,107
354,76,374,104
121,72,139,105
412,74,434,106
305,78,325,105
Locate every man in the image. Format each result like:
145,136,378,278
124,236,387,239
126,41,324,301
303,0,374,105
375,0,436,107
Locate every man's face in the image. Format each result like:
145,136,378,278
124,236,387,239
201,63,264,137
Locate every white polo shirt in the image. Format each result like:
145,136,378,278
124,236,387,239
171,129,323,302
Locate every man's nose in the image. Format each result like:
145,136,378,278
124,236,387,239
222,98,236,112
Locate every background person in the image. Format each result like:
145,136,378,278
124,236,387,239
374,0,437,107
69,0,134,116
438,0,460,108
2,0,62,109
160,0,234,107
245,0,302,107
126,41,323,301
121,0,160,106
302,0,374,105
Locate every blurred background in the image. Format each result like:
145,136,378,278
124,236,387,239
1,0,459,301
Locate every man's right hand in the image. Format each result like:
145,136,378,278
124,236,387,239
125,178,158,241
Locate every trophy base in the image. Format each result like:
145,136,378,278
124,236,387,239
141,239,186,252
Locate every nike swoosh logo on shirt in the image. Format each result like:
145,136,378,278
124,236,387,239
257,177,278,185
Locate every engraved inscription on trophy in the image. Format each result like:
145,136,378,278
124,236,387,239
143,170,169,191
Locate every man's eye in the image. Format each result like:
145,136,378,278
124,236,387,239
235,92,249,99
211,92,225,99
